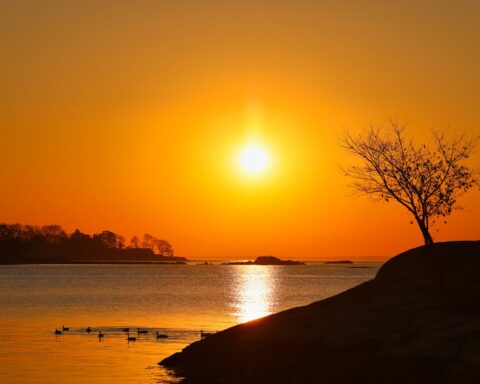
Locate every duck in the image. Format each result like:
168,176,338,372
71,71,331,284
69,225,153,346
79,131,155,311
137,328,148,334
62,325,69,331
54,328,62,335
86,327,92,333
122,327,130,333
98,331,104,339
156,331,168,339
127,333,136,342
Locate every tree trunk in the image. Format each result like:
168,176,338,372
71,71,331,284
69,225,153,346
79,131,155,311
415,217,434,246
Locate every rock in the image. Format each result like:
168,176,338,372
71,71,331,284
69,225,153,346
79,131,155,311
224,256,305,265
161,241,480,383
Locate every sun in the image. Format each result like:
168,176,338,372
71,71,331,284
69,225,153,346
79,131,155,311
239,145,269,174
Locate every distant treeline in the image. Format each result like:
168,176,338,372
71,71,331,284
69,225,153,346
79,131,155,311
0,223,186,264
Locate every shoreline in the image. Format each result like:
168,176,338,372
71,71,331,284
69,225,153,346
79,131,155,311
1,260,384,266
0,261,187,265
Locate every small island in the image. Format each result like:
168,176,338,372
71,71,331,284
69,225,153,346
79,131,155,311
224,256,305,266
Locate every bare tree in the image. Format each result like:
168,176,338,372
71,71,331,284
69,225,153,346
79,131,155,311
341,121,478,245
130,235,139,248
41,225,68,243
142,233,156,250
70,229,90,241
155,239,174,257
116,235,125,249
95,230,120,248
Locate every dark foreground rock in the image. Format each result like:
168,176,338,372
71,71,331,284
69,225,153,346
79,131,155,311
161,241,480,384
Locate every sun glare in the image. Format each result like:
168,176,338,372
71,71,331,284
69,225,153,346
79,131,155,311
239,145,269,174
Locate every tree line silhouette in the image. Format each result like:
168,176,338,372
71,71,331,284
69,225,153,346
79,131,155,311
0,223,184,264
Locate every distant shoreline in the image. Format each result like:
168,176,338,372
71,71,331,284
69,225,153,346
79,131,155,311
0,260,187,265
0,223,185,265
1,260,385,266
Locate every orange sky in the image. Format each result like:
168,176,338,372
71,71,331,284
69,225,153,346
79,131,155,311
1,1,479,260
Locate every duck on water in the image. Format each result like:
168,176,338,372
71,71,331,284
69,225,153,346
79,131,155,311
127,333,136,342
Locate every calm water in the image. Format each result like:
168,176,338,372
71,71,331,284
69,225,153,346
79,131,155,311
0,262,380,383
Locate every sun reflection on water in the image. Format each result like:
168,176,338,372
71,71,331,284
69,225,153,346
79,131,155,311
233,266,278,323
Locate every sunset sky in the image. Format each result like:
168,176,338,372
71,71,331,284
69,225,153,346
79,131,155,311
1,0,479,259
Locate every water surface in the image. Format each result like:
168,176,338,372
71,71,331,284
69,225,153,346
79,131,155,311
0,262,380,383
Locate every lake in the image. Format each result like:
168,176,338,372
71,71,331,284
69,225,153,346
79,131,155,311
0,262,380,383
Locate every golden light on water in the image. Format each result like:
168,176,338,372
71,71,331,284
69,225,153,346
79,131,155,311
234,266,277,323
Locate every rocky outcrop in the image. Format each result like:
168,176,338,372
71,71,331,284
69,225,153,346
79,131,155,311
224,256,305,265
161,241,480,383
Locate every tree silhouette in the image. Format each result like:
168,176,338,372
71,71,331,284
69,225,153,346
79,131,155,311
71,229,90,241
41,225,68,244
155,239,174,256
130,235,139,248
116,235,125,249
95,230,119,248
142,233,155,250
0,223,181,263
341,122,478,245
